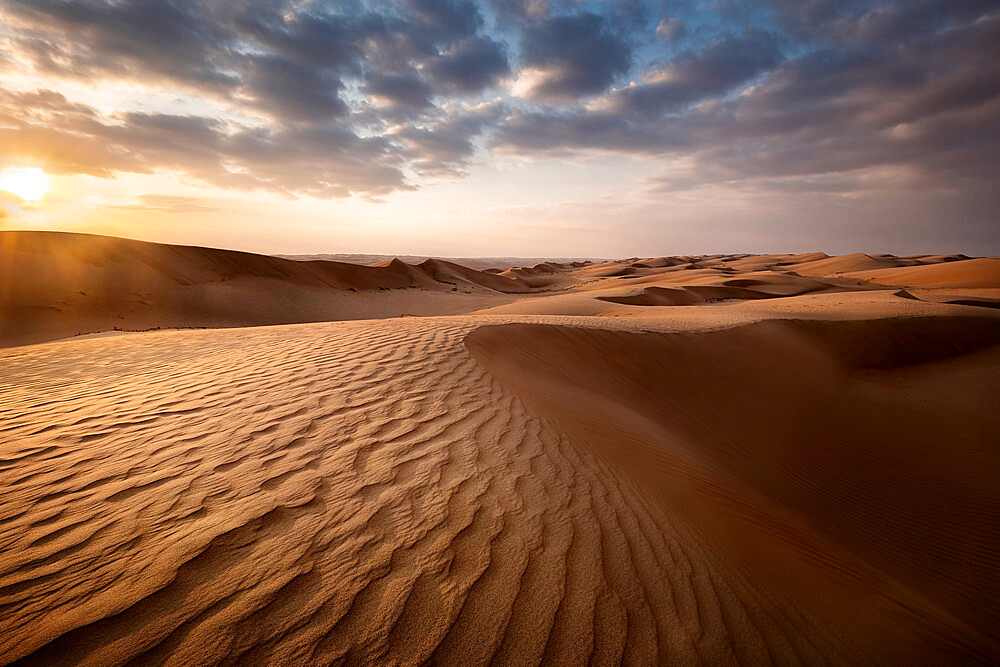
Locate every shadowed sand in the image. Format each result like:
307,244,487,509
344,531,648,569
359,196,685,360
2,233,999,664
0,231,545,347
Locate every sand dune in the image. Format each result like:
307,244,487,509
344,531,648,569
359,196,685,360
3,234,999,664
630,257,688,268
598,272,836,306
896,288,1000,310
844,257,1000,288
276,253,600,271
787,251,907,276
598,286,706,306
714,253,820,272
2,315,998,664
0,231,536,346
9,232,994,348
467,317,1000,660
598,284,784,306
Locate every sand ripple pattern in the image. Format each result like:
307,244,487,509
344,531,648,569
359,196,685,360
0,318,917,665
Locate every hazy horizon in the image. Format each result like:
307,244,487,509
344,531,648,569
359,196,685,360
5,227,984,262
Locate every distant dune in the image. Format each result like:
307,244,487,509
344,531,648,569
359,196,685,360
276,253,604,271
2,233,1000,663
843,257,1000,288
0,231,546,347
4,233,997,348
789,251,909,275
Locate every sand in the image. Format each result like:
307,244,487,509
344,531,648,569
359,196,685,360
842,258,1000,288
276,253,602,271
2,232,999,664
0,232,530,347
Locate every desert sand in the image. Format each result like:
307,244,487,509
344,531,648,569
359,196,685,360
2,232,999,664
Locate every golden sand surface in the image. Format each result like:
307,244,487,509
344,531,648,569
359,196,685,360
2,232,999,664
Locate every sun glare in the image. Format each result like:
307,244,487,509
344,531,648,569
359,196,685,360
0,167,50,202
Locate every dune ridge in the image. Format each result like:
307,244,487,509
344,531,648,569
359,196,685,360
0,231,538,346
596,274,833,306
466,317,1000,660
276,253,601,271
843,257,1000,288
1,231,539,293
4,231,999,348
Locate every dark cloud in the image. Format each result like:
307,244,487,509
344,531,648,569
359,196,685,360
427,37,509,93
242,55,349,121
603,29,782,115
516,12,632,101
234,9,369,72
765,0,996,45
364,71,435,111
491,0,549,22
402,0,483,42
3,0,238,90
0,90,407,197
0,0,506,195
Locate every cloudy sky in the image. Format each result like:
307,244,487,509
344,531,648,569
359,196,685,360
0,0,997,256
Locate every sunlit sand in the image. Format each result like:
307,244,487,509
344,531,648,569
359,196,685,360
1,232,998,663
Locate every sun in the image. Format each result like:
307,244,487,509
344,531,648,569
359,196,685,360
0,167,50,202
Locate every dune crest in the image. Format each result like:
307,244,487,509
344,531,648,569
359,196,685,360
844,257,1000,288
0,231,538,346
4,231,999,347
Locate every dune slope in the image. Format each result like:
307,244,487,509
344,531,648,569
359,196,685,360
844,257,1000,288
0,231,535,346
2,315,999,664
466,317,1000,661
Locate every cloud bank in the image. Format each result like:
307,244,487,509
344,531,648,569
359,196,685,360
0,0,996,249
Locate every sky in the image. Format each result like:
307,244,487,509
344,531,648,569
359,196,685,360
0,0,997,257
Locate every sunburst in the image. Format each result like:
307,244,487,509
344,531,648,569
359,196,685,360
0,167,50,202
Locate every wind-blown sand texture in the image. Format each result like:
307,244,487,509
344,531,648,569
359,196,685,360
2,233,1000,664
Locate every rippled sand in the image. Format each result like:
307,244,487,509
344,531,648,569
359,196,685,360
2,313,998,664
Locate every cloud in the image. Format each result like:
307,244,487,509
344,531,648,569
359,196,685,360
241,55,349,121
492,0,549,22
0,88,410,197
0,0,994,251
363,71,435,112
514,12,631,102
0,0,506,196
598,29,782,116
427,37,510,93
403,0,483,43
396,101,506,177
2,0,238,91
107,194,220,214
496,6,1000,208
